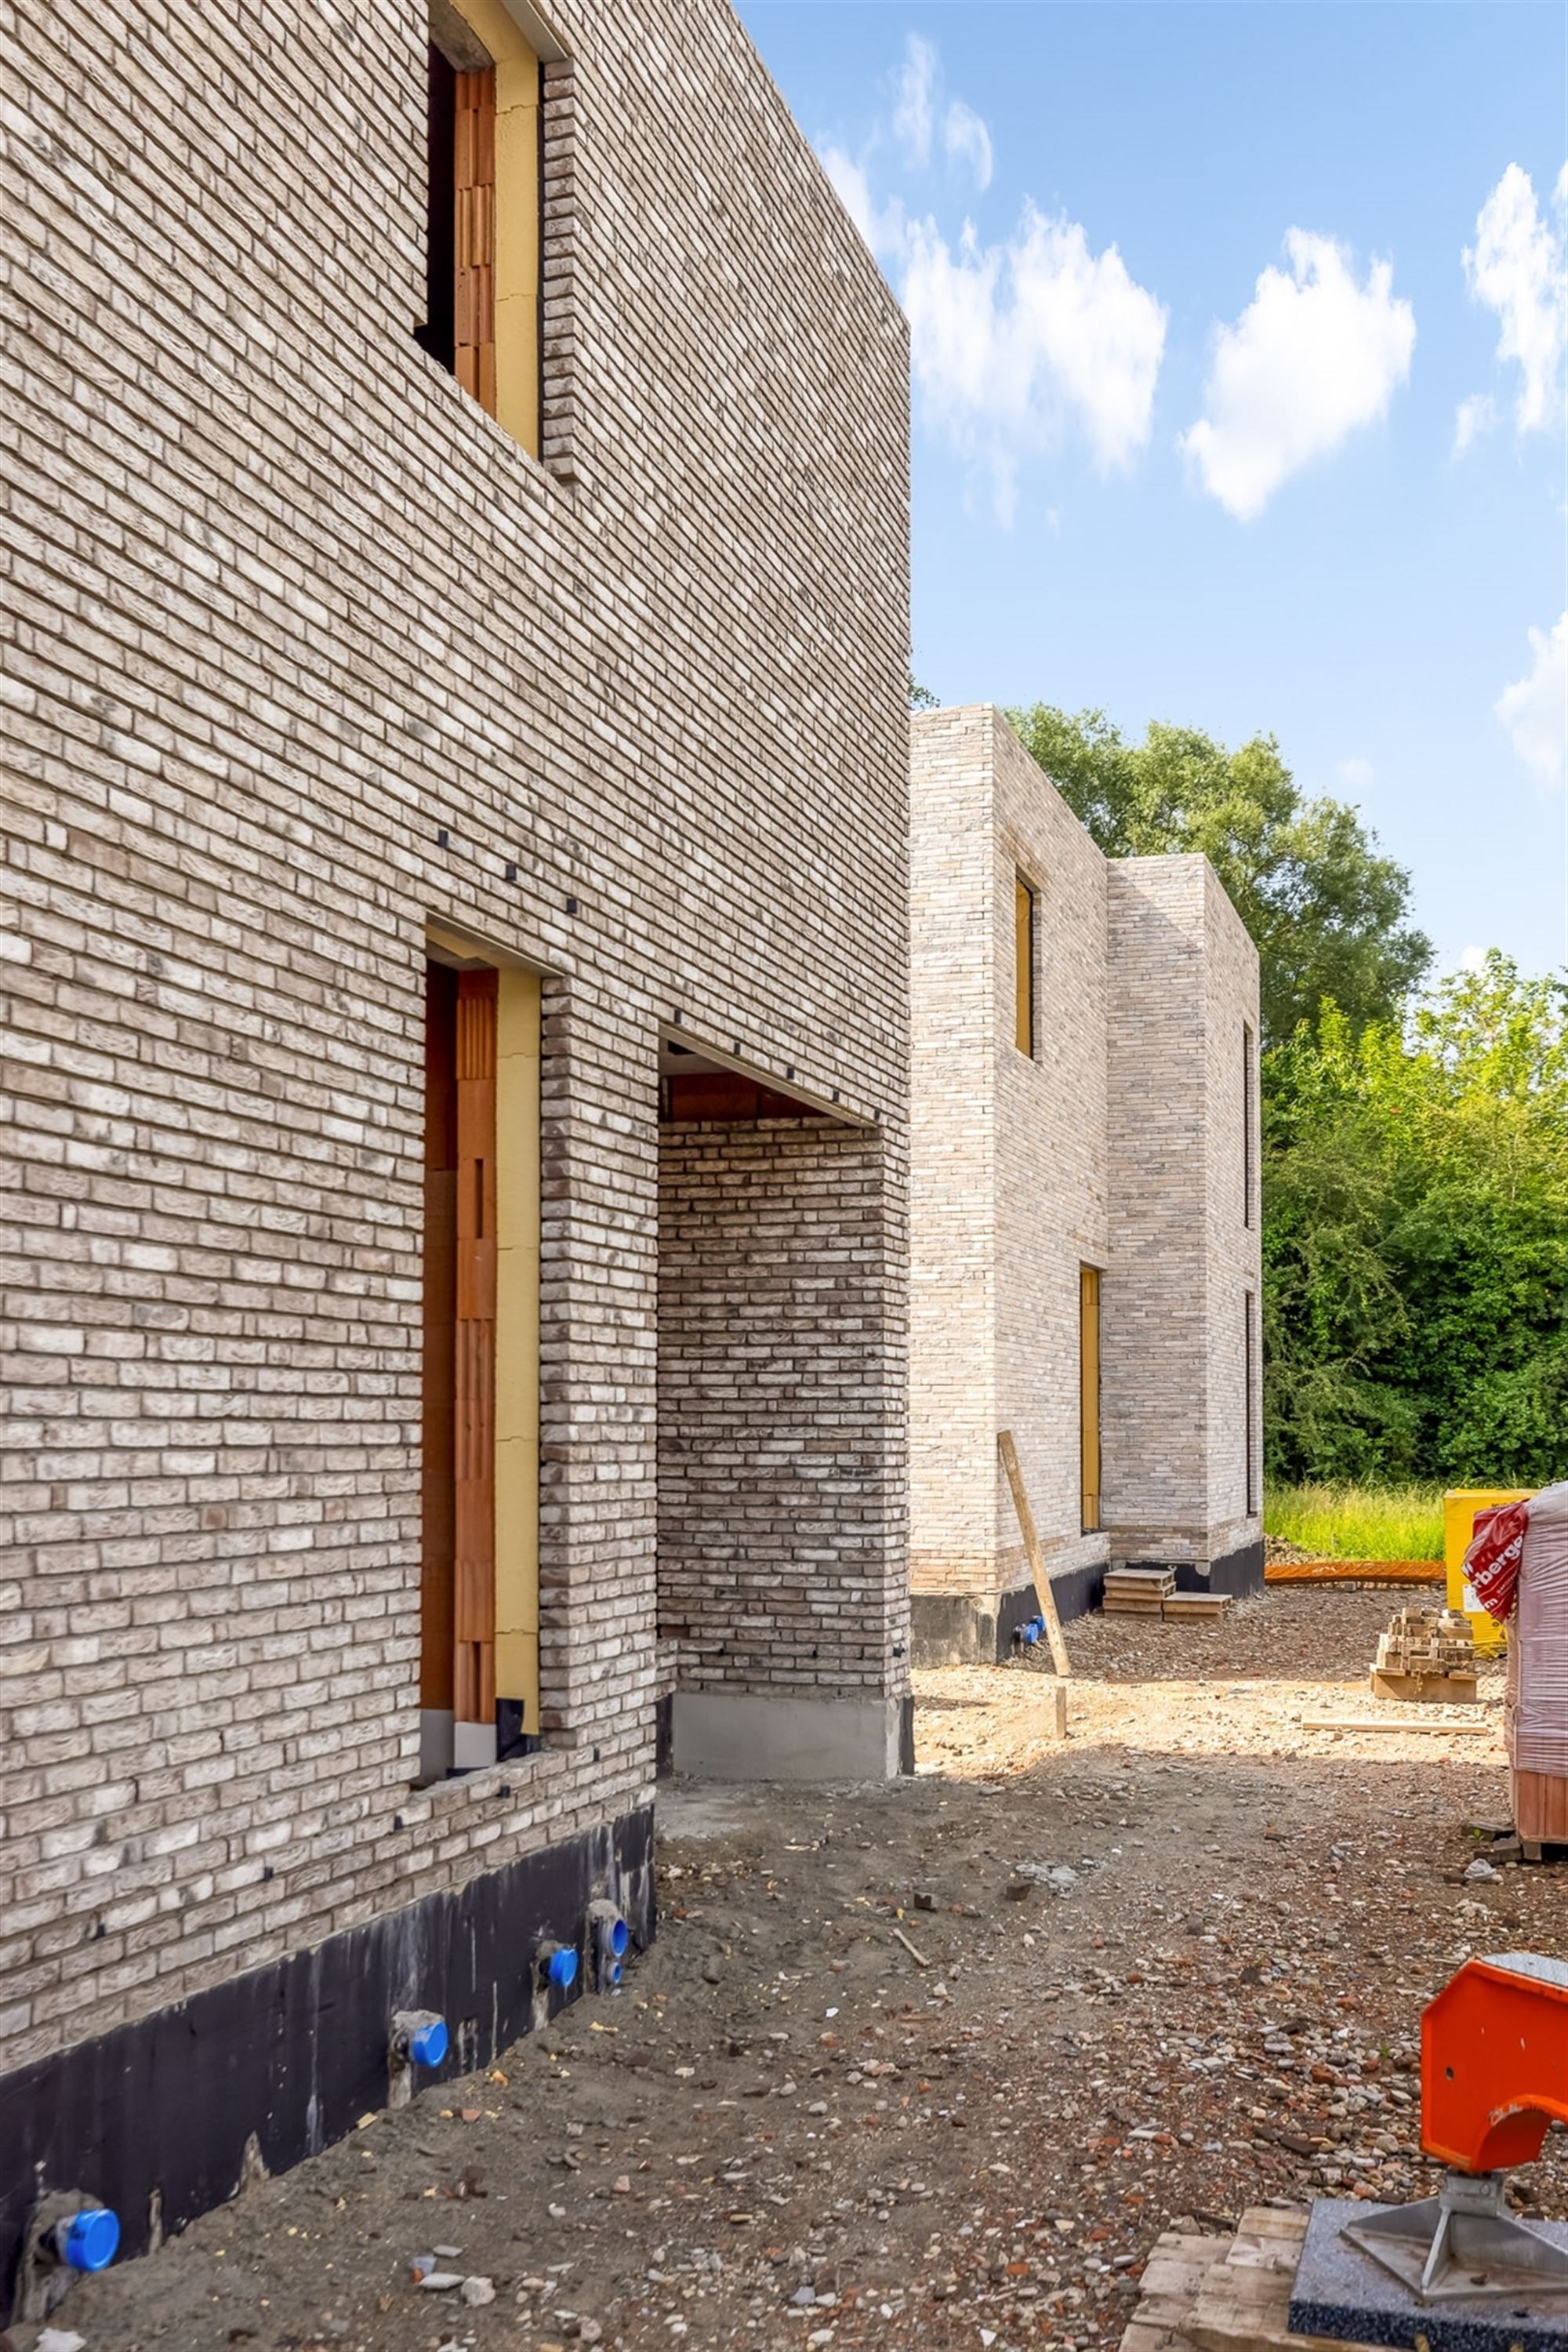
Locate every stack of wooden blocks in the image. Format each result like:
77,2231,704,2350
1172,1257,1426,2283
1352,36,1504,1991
1103,1566,1232,1623
1370,1606,1477,1703
1104,1566,1174,1616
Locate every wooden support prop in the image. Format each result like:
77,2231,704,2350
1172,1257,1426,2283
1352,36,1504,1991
998,1431,1071,1682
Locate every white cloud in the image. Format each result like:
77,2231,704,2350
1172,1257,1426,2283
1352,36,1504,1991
1180,231,1415,521
942,98,993,194
902,204,1167,521
1452,391,1497,455
891,34,936,168
1458,945,1488,975
1460,163,1567,442
1496,612,1567,788
1335,757,1374,790
822,144,877,248
821,34,1163,523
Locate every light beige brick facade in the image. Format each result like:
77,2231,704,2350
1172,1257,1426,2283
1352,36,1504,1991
909,708,1261,1661
0,0,909,2273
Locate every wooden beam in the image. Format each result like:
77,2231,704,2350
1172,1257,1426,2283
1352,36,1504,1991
998,1430,1071,1681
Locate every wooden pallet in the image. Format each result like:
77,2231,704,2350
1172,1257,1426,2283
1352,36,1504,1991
1105,1596,1169,1616
1369,1668,1478,1704
1119,2209,1381,2352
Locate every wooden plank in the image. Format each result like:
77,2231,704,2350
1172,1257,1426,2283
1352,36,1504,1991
998,1430,1070,1680
1305,1714,1496,1737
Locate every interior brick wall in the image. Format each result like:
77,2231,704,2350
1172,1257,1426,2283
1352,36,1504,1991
657,1120,909,1700
0,0,909,2073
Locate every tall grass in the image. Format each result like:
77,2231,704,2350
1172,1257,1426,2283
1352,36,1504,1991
1263,1479,1445,1562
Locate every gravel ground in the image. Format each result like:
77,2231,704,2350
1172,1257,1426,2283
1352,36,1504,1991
49,1589,1566,2352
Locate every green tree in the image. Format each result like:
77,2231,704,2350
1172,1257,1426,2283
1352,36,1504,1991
1006,704,1431,1042
1262,956,1568,1484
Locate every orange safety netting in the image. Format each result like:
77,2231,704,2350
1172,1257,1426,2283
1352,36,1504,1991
1264,1559,1443,1586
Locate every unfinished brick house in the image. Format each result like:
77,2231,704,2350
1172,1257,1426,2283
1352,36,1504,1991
909,707,1263,1664
0,0,909,2305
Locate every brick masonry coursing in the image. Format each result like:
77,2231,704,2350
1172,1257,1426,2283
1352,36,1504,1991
657,1120,909,1701
0,0,909,2091
909,708,1261,1644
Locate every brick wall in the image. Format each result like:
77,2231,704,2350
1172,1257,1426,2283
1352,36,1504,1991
910,715,1261,1613
657,1120,909,1700
1104,857,1262,1563
908,710,996,1594
0,0,909,2073
991,717,1111,1592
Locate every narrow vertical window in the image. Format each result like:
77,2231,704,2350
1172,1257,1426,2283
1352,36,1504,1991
416,5,543,457
453,69,497,414
422,956,542,1782
1080,1265,1102,1534
1242,1021,1255,1229
1014,873,1036,1057
453,969,499,1762
1244,1290,1259,1516
421,963,459,1780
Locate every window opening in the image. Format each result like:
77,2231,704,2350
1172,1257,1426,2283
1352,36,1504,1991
1243,1021,1255,1229
422,956,540,1780
1080,1265,1102,1534
1014,873,1036,1057
1244,1290,1259,1517
416,3,543,455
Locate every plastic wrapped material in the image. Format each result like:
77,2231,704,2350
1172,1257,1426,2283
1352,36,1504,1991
1506,1479,1568,1780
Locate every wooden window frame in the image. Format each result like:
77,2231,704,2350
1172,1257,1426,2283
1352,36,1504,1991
418,2,548,456
1080,1264,1102,1535
1014,873,1036,1058
422,953,542,1781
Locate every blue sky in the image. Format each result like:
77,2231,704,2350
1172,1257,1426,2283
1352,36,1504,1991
736,2,1567,982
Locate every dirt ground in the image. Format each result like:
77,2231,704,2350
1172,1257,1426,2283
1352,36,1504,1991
45,1590,1568,2352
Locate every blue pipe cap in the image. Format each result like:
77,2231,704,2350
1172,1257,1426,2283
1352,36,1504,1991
546,1945,578,1991
407,2017,448,2069
606,1915,630,1960
62,2205,121,2273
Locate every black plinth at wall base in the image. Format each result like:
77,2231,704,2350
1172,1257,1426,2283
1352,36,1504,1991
910,1568,1106,1668
0,1806,655,2327
1287,2197,1568,2352
1126,1539,1265,1602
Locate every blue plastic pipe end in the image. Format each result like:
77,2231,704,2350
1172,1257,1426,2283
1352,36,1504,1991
604,1956,623,1988
546,1945,578,1991
608,1915,630,1959
61,2206,120,2274
408,2017,448,2069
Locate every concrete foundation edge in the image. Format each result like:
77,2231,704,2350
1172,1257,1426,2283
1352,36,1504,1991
911,1539,1265,1665
670,1690,913,1781
0,1804,655,2326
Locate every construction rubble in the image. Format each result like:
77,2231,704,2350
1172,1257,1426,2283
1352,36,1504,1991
46,1591,1568,2352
